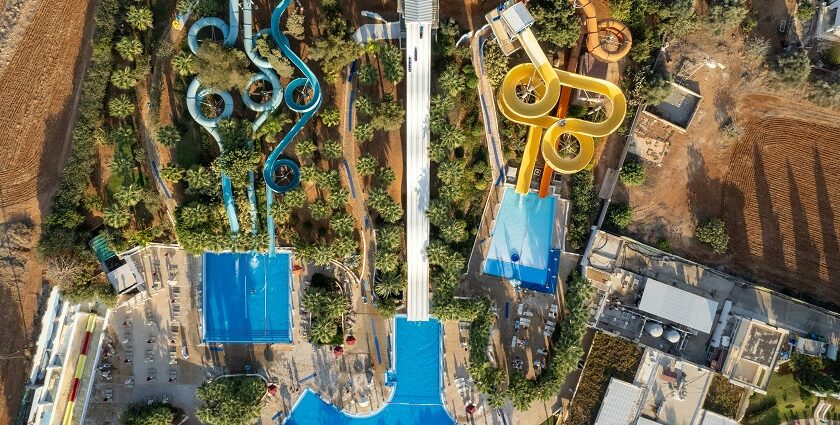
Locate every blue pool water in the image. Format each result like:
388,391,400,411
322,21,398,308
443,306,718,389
202,252,292,343
483,187,560,294
285,317,455,425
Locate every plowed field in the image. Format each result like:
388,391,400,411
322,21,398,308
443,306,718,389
721,118,840,305
0,0,96,421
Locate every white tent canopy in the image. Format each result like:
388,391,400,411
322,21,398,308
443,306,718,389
638,279,718,334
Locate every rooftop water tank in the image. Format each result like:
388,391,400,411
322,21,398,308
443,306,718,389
645,322,664,338
827,344,838,361
664,329,681,344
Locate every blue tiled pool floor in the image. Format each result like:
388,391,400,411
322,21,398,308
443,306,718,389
285,317,455,425
202,252,292,343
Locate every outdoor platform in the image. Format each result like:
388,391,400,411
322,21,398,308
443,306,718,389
483,187,560,294
202,252,293,344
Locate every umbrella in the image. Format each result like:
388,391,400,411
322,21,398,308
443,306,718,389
267,384,278,396
333,345,345,356
346,335,357,345
466,404,477,414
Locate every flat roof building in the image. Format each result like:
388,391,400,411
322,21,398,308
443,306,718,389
720,318,788,394
638,278,718,334
594,378,643,425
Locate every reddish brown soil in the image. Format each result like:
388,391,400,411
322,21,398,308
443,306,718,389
721,117,840,305
0,0,96,421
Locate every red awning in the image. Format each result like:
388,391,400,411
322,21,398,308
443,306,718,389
333,345,345,356
346,335,357,345
466,404,477,414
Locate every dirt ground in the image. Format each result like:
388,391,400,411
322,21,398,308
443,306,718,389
610,22,840,309
0,0,96,421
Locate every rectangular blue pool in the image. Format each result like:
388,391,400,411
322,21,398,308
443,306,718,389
202,252,293,343
483,187,559,293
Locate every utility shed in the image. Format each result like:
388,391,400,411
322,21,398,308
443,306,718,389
638,279,718,334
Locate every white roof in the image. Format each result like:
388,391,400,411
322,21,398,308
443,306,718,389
700,411,738,425
106,261,140,294
594,378,642,425
403,0,434,23
638,279,718,333
636,418,662,425
501,3,534,34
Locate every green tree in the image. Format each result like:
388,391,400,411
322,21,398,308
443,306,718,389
159,164,184,183
607,202,633,229
284,7,305,40
378,42,404,83
483,42,509,87
796,1,815,20
309,317,339,344
330,213,355,234
111,67,138,90
309,199,332,220
426,199,451,228
213,148,260,188
530,0,580,48
111,126,136,146
116,36,143,61
619,157,646,186
320,106,340,127
104,205,130,228
295,139,316,159
355,95,373,115
194,43,253,91
309,35,363,81
256,34,295,78
120,402,177,425
173,52,196,77
115,184,143,207
370,100,405,131
196,376,265,425
253,111,291,143
375,250,400,273
353,123,374,143
440,220,468,243
790,353,840,394
282,188,307,208
624,67,672,108
328,187,349,209
356,154,378,176
108,95,135,119
377,225,403,251
156,125,181,147
323,139,343,159
358,64,378,85
774,50,811,85
126,6,153,31
706,0,749,35
179,203,212,227
825,42,840,67
374,272,405,298
185,166,215,193
696,218,730,253
377,167,396,187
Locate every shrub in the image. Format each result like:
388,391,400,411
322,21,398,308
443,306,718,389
624,67,672,108
706,0,749,36
703,375,745,418
774,50,811,85
619,157,646,186
196,376,265,425
696,218,730,253
796,1,815,20
607,202,633,229
825,43,840,67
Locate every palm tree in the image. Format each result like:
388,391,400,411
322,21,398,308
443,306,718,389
270,203,292,225
254,111,291,144
103,205,130,228
320,106,340,127
374,273,405,298
299,166,318,183
179,204,210,227
356,154,378,177
126,6,153,31
323,140,342,160
159,165,184,182
111,67,138,90
115,184,143,207
108,95,134,119
185,166,214,192
110,126,135,146
426,199,451,228
310,244,334,266
156,125,181,147
328,187,349,210
377,167,396,187
116,36,143,61
309,199,332,220
294,139,316,159
329,213,354,235
374,250,399,274
358,64,378,85
172,52,195,77
109,155,134,176
308,318,337,345
282,188,307,208
352,123,374,143
376,225,402,251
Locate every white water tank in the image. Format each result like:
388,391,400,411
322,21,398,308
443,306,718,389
721,335,731,347
827,344,838,361
664,329,681,344
645,322,664,338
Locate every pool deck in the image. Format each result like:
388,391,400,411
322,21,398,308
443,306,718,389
285,317,455,425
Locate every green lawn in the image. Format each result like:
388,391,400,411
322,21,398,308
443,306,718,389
744,363,839,424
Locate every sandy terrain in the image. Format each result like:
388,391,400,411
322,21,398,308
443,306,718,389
0,0,97,421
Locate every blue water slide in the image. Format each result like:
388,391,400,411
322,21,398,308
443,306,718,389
264,0,322,254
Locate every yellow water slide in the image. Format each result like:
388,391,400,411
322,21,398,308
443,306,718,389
498,28,627,194
576,0,633,62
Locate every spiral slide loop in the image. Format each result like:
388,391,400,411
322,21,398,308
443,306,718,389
498,26,627,194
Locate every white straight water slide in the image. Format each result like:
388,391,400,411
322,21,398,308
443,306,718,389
405,20,431,322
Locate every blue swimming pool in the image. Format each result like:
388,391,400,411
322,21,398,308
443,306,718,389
483,187,560,293
285,317,455,425
202,252,293,343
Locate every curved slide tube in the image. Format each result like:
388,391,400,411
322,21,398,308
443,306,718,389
575,0,632,62
498,28,626,194
263,0,322,255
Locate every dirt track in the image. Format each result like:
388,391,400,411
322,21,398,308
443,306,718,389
0,0,96,421
722,117,840,307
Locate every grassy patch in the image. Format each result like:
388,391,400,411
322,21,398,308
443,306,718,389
704,375,745,419
567,332,644,425
745,363,838,424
